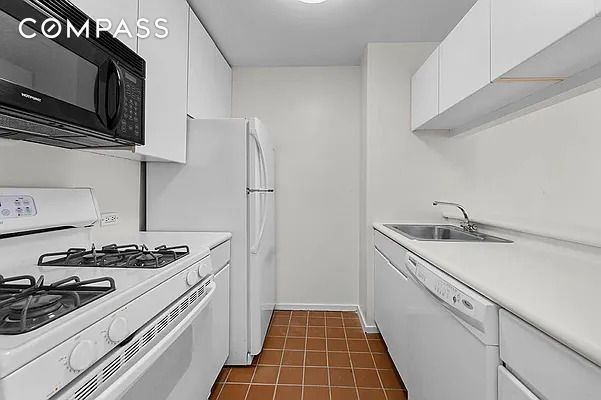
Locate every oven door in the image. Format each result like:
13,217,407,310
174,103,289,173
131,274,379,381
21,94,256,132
53,279,217,400
107,282,216,400
0,0,144,146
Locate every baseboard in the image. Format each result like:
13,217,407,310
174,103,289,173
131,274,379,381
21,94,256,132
275,303,380,334
275,303,358,312
358,306,379,334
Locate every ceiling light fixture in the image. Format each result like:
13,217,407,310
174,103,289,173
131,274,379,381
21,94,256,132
298,0,327,4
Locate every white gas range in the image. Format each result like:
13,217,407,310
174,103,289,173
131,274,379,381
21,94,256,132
0,188,231,400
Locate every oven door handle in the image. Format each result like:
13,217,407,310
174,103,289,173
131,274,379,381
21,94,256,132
93,281,216,400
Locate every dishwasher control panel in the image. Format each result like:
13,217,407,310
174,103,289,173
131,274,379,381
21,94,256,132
0,195,37,219
406,252,500,344
415,263,476,317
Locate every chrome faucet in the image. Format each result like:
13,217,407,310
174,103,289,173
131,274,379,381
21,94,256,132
433,201,478,232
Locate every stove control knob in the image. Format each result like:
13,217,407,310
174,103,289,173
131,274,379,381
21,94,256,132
186,270,198,286
69,340,95,372
197,259,213,278
108,317,129,344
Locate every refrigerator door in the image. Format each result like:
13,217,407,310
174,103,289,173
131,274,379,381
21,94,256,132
247,119,276,356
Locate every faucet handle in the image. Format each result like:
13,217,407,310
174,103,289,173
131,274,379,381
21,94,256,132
460,221,478,232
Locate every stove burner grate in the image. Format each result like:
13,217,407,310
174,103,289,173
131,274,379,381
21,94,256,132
37,244,190,269
0,275,115,335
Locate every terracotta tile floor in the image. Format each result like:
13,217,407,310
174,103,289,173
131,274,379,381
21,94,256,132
210,310,407,400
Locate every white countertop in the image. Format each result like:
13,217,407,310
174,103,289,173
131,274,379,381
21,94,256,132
374,222,601,367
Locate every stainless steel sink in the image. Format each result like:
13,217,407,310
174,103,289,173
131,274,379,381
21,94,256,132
384,224,512,243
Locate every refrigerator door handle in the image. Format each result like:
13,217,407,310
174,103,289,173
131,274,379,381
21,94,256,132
247,189,274,194
249,129,270,254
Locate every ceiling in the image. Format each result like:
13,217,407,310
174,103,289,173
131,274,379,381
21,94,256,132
188,0,477,67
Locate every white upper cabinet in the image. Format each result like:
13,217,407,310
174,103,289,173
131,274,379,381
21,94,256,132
70,0,138,51
411,0,601,134
136,0,189,163
439,0,491,113
214,50,233,118
188,12,216,119
411,48,439,131
491,0,596,80
188,11,232,119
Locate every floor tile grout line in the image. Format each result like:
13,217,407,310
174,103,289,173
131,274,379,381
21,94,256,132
369,337,389,400
344,312,361,400
213,368,230,399
302,315,308,400
270,324,286,400
324,311,332,400
216,381,405,389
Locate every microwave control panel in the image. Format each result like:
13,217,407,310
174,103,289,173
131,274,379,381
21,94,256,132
117,70,144,141
0,195,37,218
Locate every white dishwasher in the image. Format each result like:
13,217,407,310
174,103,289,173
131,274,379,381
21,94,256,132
403,252,500,400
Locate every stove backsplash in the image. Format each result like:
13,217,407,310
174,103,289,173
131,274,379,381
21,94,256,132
0,139,141,239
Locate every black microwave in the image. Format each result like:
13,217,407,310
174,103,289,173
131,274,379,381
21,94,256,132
0,0,145,149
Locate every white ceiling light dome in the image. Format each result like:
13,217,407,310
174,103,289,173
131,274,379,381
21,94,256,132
298,0,328,4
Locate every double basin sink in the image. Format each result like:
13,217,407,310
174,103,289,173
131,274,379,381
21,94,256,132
384,224,512,243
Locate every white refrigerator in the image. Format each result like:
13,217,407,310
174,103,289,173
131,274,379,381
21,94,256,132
146,118,276,365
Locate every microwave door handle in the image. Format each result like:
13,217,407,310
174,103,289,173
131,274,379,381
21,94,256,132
95,61,109,128
106,60,124,131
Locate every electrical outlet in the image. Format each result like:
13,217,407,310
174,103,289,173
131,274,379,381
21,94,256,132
101,213,120,226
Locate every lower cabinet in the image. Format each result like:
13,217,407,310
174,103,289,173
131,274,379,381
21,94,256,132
498,366,540,400
210,264,230,381
374,245,410,382
499,310,601,400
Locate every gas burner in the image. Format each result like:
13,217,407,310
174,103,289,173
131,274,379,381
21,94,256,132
0,275,115,335
136,253,162,262
8,294,63,320
81,254,97,264
37,244,190,269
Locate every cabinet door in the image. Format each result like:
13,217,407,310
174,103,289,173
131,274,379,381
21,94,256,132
137,0,189,163
411,47,439,130
498,367,541,400
70,0,138,51
214,50,232,117
210,265,231,383
491,0,596,80
374,248,410,381
439,0,491,113
500,310,601,400
187,11,217,119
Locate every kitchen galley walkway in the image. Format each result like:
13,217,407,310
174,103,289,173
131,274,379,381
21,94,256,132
210,310,407,400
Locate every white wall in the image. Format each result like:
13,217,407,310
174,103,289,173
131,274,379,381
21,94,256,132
360,43,601,326
360,43,453,324
0,140,141,236
232,67,362,307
